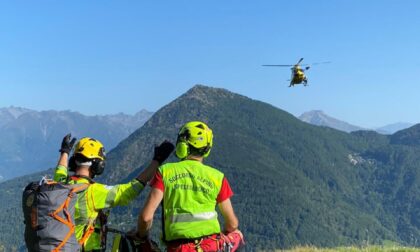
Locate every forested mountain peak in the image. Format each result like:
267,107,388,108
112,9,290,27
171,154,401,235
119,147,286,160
99,84,398,248
389,123,420,146
184,84,238,99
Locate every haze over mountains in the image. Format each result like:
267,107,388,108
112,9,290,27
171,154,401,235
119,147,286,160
0,107,153,181
376,122,415,134
299,110,414,134
298,110,365,133
0,107,412,182
2,85,420,250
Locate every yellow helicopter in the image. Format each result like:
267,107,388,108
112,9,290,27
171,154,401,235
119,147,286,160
262,58,330,87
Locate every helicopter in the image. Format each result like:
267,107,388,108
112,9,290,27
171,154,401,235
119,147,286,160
262,58,330,87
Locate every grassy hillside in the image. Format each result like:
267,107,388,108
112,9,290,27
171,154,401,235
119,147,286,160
279,245,420,252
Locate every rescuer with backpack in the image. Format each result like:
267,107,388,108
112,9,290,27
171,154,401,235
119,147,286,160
53,134,174,251
133,121,244,252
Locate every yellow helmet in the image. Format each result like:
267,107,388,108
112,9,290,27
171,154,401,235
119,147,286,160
70,137,106,175
175,121,213,159
74,137,106,160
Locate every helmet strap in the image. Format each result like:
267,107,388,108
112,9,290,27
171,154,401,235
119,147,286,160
188,144,210,157
75,160,93,167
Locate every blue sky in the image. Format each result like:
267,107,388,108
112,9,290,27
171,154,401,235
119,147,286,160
0,1,419,128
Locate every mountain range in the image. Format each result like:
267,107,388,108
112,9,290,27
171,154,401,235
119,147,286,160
1,85,420,250
376,122,415,135
298,110,365,133
0,107,153,181
298,110,414,134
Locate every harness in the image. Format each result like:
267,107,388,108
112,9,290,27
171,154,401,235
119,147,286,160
69,175,109,252
166,234,236,252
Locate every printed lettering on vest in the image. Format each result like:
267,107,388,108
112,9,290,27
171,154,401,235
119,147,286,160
173,184,210,194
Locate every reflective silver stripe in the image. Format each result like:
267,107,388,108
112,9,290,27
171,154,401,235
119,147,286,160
171,211,217,223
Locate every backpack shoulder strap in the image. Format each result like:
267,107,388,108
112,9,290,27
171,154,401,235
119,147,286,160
71,175,96,184
67,175,95,193
70,183,90,193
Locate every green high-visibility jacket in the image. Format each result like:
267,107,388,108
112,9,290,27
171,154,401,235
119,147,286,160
54,165,144,251
160,160,224,241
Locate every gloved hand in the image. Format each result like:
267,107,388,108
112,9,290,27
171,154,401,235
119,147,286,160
133,238,160,252
127,230,160,252
153,140,174,164
59,133,77,154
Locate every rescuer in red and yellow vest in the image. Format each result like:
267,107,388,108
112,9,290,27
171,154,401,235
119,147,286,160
135,121,244,252
54,134,174,251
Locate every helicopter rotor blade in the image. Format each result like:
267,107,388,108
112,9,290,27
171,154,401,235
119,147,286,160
262,65,294,67
311,61,331,65
296,58,304,65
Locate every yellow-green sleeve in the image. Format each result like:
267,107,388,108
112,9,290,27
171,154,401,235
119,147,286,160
54,165,68,182
90,179,145,209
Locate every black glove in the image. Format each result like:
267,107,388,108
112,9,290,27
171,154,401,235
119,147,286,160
127,230,160,252
59,133,77,154
153,140,174,164
133,237,160,252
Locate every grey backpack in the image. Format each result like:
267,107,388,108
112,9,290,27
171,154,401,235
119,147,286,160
22,178,89,252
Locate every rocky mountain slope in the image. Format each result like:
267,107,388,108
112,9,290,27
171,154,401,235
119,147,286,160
298,110,365,133
299,110,414,134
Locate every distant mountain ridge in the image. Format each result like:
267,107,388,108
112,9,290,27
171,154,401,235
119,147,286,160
299,110,414,134
298,110,365,133
375,122,415,134
0,107,153,181
0,107,32,126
